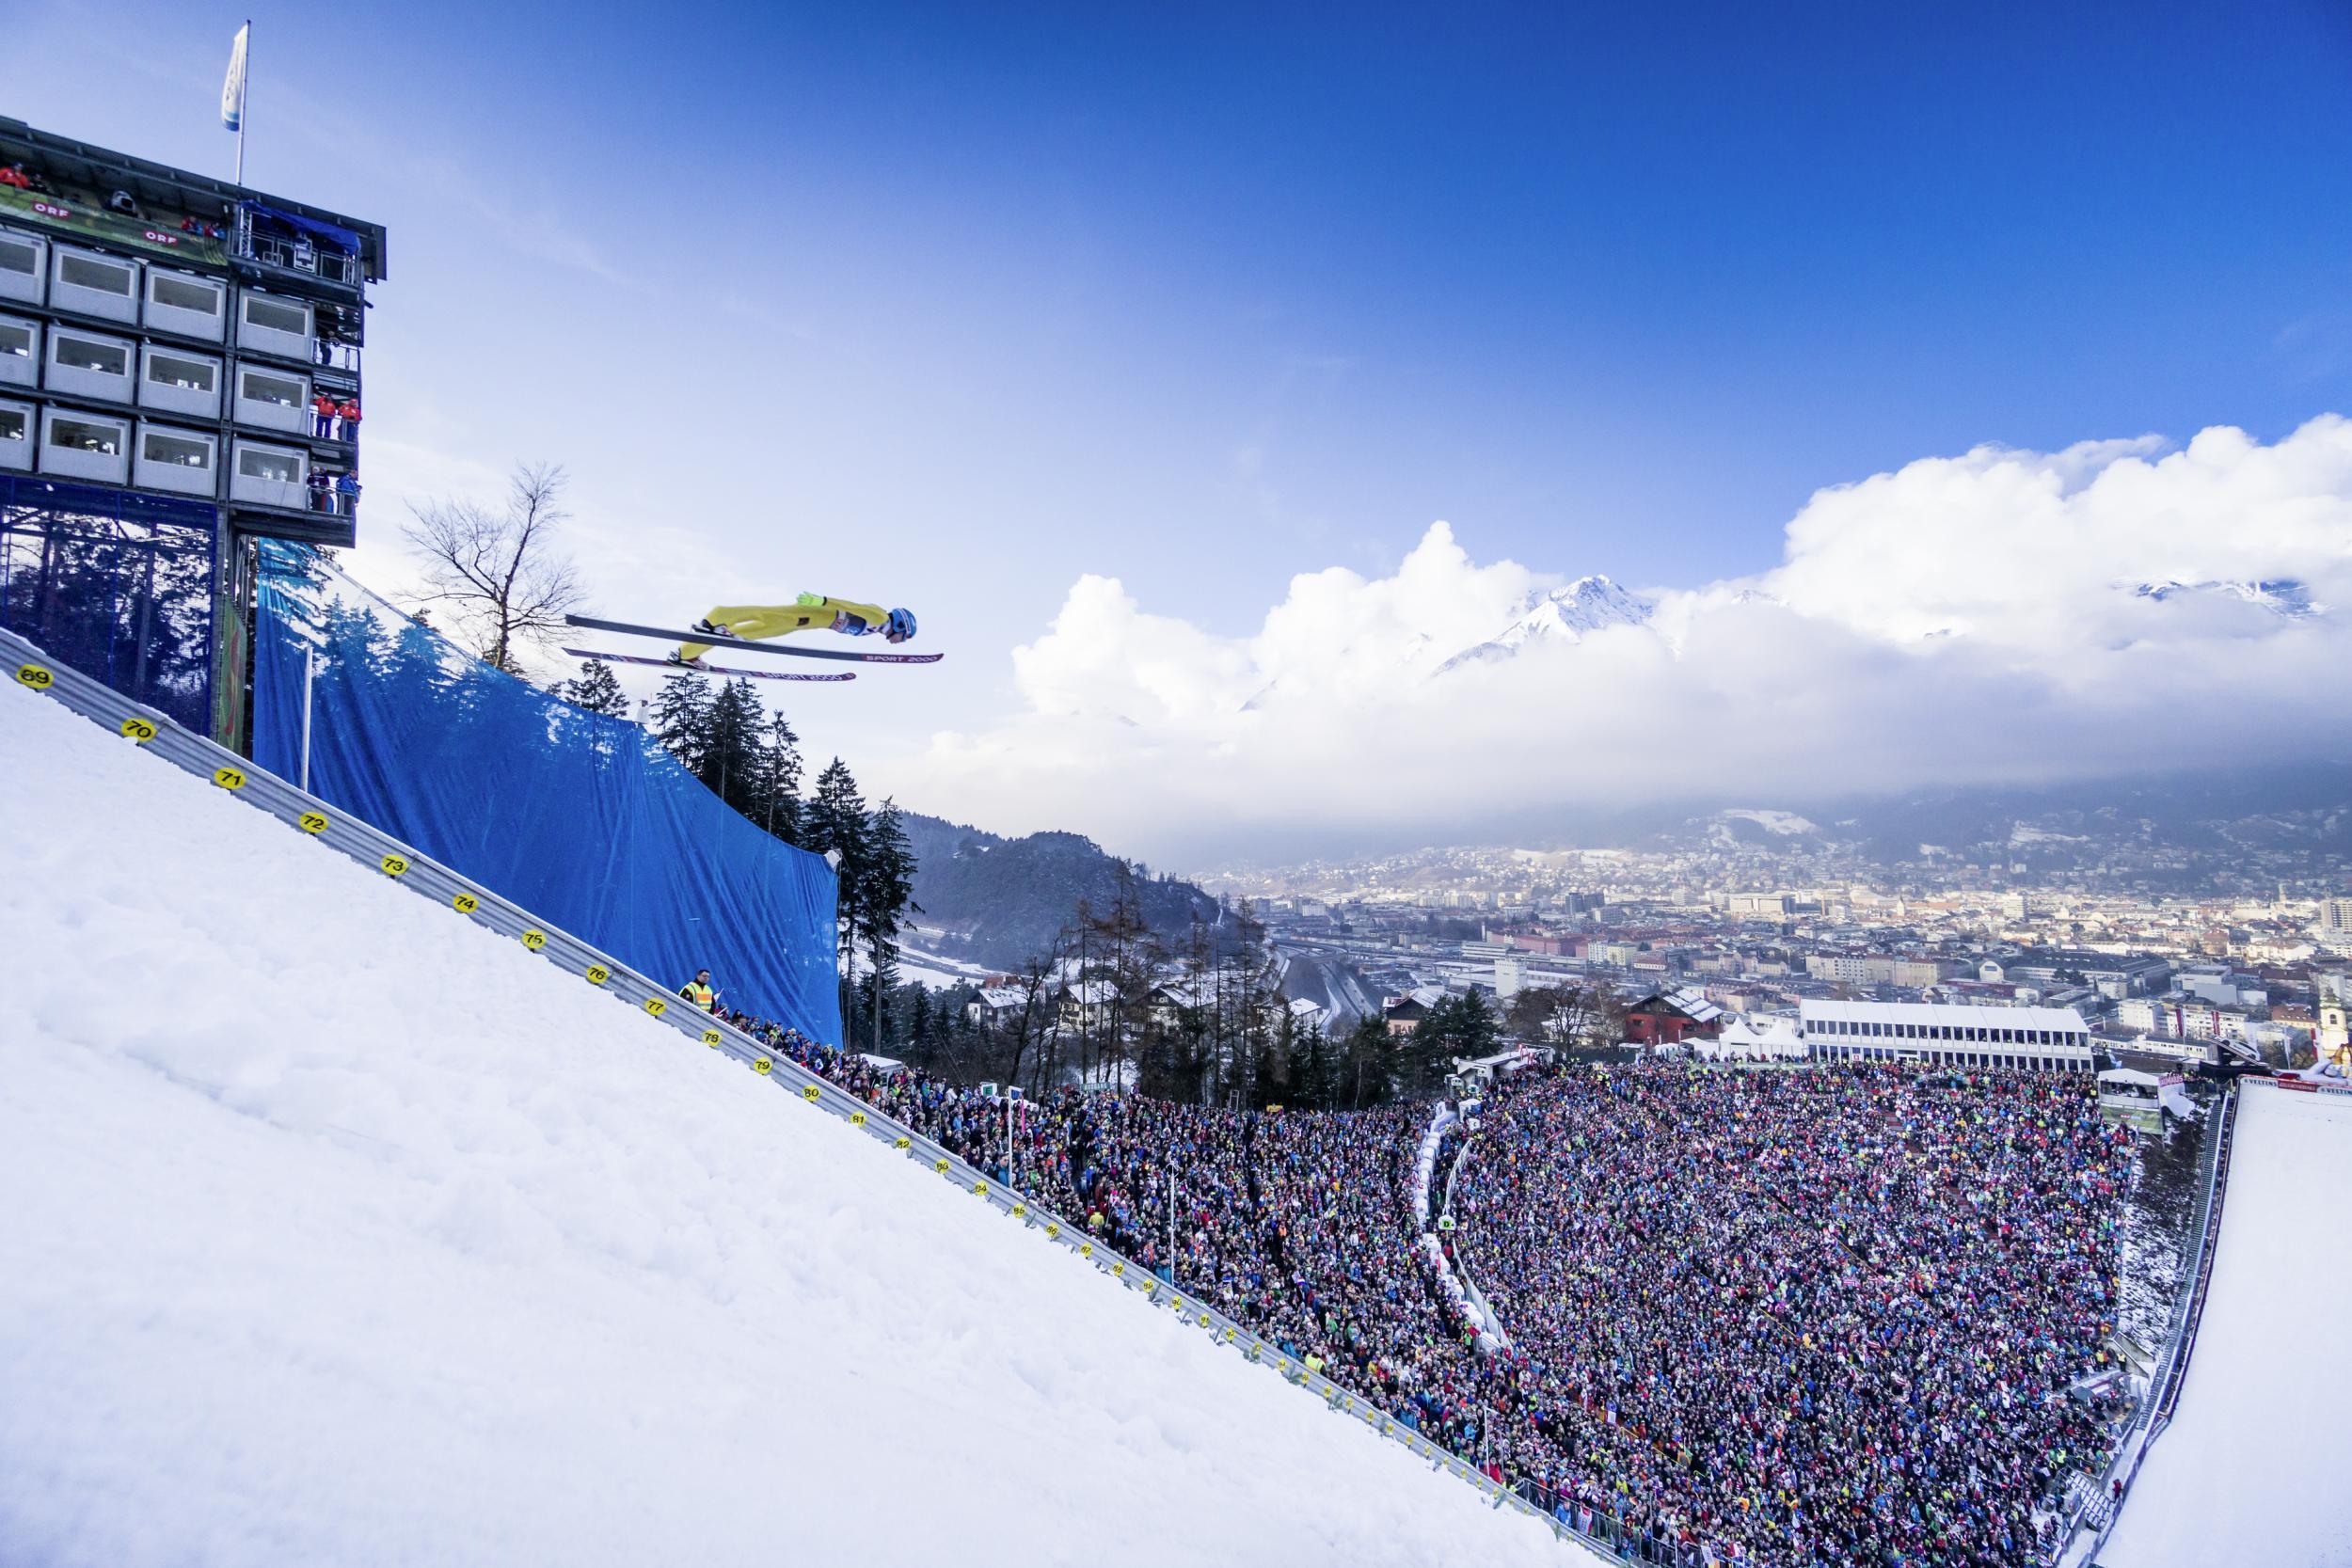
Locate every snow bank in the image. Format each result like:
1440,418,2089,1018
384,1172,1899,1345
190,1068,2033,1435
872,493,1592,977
0,690,1574,1568
2102,1085,2352,1568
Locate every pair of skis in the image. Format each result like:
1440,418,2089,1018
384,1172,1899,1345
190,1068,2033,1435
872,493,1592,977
562,614,944,685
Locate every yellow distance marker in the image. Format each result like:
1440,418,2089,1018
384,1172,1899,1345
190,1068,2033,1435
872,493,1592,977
702,1029,722,1048
296,811,329,834
119,715,157,742
1044,1223,1060,1240
15,662,55,689
1011,1202,1026,1218
644,997,669,1019
1078,1243,1092,1259
850,1110,867,1127
1110,1261,1125,1279
378,853,408,878
973,1180,989,1196
519,929,547,951
584,964,610,986
893,1135,911,1150
754,1058,773,1076
213,765,247,790
932,1158,950,1175
453,892,480,914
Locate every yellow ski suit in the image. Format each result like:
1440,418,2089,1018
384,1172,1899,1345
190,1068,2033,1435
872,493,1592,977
679,594,891,662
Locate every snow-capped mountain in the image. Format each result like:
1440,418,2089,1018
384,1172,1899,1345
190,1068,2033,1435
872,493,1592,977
1437,575,1655,673
2132,578,2322,619
1699,808,1820,848
1717,807,1819,836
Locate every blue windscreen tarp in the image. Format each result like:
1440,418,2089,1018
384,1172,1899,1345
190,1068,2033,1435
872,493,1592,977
249,543,842,1043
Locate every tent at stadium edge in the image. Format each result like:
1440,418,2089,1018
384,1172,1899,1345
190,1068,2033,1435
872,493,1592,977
248,543,841,1044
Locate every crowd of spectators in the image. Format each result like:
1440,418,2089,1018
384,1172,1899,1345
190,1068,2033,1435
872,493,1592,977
1446,1066,2131,1567
689,981,2131,1568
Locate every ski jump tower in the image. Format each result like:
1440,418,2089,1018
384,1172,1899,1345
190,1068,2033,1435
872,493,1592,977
0,117,386,749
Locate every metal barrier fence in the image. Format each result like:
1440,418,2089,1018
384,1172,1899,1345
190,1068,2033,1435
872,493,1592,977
6,624,1606,1558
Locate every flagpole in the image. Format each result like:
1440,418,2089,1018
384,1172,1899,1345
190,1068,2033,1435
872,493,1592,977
234,21,250,185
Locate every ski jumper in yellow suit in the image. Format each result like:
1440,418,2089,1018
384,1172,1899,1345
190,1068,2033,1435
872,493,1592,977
677,594,909,662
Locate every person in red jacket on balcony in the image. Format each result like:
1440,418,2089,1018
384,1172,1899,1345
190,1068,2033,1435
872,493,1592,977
335,398,361,442
310,392,337,438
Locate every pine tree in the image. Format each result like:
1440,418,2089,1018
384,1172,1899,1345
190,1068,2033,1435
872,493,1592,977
555,657,629,718
755,710,803,845
1265,1003,1299,1109
1288,1021,1337,1112
804,758,871,974
1400,990,1498,1096
906,980,934,1066
647,671,714,775
1341,1015,1393,1110
700,677,766,812
850,799,920,1051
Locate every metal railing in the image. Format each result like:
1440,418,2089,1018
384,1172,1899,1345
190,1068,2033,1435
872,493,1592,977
5,623,1598,1556
231,208,360,287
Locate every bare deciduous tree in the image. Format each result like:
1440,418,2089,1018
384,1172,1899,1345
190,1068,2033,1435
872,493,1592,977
401,462,585,672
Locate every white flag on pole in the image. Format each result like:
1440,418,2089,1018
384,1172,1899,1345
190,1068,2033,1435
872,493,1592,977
221,24,250,132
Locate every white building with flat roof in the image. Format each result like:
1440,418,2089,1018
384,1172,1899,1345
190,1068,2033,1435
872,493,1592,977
1799,999,2097,1072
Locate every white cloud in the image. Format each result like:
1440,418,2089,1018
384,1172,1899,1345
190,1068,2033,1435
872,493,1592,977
903,417,2352,861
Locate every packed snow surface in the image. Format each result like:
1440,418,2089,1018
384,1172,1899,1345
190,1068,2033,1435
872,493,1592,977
2102,1085,2352,1568
0,689,1576,1568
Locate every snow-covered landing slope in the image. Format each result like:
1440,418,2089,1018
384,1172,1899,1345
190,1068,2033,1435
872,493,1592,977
2102,1085,2352,1568
0,690,1575,1568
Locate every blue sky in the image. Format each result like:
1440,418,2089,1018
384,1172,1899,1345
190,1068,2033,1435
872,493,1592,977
15,0,2352,857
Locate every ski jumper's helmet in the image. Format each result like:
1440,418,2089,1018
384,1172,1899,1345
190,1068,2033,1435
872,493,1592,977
885,607,917,641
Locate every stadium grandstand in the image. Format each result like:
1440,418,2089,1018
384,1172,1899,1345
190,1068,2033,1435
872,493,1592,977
1799,999,2098,1072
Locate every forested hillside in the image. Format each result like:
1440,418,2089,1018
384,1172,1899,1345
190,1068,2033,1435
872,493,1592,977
901,812,1222,970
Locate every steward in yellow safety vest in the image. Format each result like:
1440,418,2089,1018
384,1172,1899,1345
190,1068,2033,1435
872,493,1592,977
680,969,717,1011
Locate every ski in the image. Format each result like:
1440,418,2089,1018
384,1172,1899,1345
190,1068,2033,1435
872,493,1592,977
562,648,856,683
564,614,944,665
